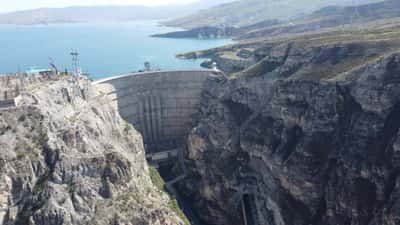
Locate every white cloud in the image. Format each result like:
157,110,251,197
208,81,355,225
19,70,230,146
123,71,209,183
0,0,199,13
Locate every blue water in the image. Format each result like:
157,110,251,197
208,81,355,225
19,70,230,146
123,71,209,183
0,21,230,80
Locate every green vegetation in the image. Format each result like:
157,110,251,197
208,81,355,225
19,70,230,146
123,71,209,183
168,198,190,225
149,166,165,191
149,167,191,225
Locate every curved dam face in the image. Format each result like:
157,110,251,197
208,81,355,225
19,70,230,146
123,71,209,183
94,70,219,152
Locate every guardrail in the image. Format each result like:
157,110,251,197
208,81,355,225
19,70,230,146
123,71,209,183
92,69,222,85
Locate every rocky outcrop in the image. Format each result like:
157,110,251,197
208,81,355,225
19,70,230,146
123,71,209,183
180,43,400,225
0,76,185,225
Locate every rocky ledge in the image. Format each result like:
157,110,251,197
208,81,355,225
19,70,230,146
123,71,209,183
0,76,185,225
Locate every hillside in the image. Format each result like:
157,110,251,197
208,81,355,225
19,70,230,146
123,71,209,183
177,12,400,75
237,0,400,40
164,0,383,29
0,0,235,25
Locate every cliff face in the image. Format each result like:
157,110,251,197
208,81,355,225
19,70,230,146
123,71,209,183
181,43,400,225
0,77,184,225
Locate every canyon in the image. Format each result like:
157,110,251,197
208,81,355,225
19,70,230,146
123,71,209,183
90,31,400,224
2,1,400,225
1,38,400,225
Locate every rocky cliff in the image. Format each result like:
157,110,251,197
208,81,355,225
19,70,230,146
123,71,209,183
0,76,185,225
179,40,400,225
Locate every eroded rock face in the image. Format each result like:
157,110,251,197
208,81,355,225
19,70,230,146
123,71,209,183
0,77,184,225
181,51,400,225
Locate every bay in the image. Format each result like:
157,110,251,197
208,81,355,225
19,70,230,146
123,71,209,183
0,21,230,80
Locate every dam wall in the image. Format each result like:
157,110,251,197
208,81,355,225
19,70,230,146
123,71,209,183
93,70,220,152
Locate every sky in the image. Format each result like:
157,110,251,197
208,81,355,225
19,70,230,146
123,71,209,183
0,0,199,13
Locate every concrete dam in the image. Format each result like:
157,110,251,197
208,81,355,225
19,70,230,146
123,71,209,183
93,69,222,156
94,69,259,225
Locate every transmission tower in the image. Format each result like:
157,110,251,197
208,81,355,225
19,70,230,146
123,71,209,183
70,50,80,76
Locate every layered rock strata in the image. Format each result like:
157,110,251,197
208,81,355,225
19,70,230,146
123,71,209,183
181,43,400,225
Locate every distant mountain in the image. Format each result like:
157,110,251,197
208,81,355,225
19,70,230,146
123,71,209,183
237,0,400,40
311,0,400,21
150,0,400,41
0,0,236,25
164,0,384,29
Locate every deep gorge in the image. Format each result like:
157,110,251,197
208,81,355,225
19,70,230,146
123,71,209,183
95,41,400,225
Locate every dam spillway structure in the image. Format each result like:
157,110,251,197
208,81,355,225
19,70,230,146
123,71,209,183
93,69,222,159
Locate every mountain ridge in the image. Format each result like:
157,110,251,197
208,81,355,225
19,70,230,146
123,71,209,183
164,0,385,29
0,0,235,25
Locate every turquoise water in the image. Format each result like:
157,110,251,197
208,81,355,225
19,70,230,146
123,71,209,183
0,21,230,80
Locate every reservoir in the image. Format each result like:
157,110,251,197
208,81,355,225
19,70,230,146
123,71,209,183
0,20,230,80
